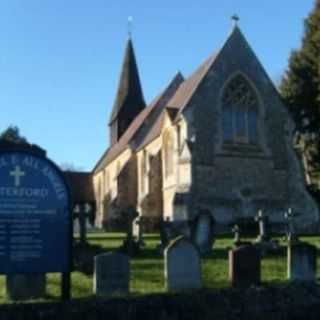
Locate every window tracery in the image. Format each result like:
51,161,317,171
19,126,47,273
222,75,259,144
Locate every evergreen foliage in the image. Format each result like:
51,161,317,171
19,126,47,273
280,0,320,178
0,126,28,144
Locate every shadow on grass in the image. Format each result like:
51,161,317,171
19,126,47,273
78,235,125,241
80,234,161,242
203,281,230,289
135,248,163,260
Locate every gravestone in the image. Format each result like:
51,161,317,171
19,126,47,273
73,204,88,245
164,236,201,291
229,244,261,288
6,274,46,300
254,210,269,242
120,207,139,256
93,252,129,296
132,216,144,246
192,210,215,255
284,208,299,244
287,242,317,282
232,224,241,246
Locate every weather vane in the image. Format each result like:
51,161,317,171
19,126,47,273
231,14,240,27
128,16,133,38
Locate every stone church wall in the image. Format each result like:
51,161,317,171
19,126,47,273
137,138,163,231
181,28,319,232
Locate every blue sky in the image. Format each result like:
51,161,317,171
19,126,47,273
0,0,315,171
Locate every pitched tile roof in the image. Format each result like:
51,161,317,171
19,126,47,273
167,52,217,111
94,72,184,173
136,53,218,150
136,110,166,151
166,27,248,114
95,26,242,171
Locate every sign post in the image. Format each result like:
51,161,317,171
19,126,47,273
0,147,72,300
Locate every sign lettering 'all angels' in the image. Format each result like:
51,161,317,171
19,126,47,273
0,151,72,274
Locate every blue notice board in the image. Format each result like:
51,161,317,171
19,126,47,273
0,151,72,274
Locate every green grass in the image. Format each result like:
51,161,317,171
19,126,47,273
0,232,320,302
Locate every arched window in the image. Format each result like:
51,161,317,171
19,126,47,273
163,130,174,177
222,74,259,144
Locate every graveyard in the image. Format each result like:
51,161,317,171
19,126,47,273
0,1,320,318
0,231,319,301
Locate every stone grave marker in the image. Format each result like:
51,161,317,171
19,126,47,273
132,216,144,246
254,210,270,242
287,242,317,282
164,236,201,291
120,207,139,256
232,224,241,246
229,244,261,288
284,208,299,243
93,252,129,296
192,210,215,255
6,274,46,300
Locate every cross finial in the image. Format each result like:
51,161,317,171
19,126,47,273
231,14,240,27
127,16,133,38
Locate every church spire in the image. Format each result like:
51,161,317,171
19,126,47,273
109,37,146,146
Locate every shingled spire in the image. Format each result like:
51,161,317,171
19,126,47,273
109,38,146,146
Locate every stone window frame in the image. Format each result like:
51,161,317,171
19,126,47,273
217,71,268,154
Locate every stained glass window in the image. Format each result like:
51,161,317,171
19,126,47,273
248,109,258,143
223,105,233,142
222,74,259,144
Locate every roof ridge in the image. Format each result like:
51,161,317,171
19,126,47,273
166,26,244,117
94,72,184,172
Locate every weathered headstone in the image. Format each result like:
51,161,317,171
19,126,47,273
254,210,269,242
232,224,241,246
287,242,317,282
164,236,201,291
229,244,261,288
284,208,299,243
192,210,215,255
73,204,88,245
6,274,46,300
120,207,139,256
132,216,144,246
93,252,130,296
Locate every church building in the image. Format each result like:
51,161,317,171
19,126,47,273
92,23,319,232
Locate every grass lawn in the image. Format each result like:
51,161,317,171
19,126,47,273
0,232,319,302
